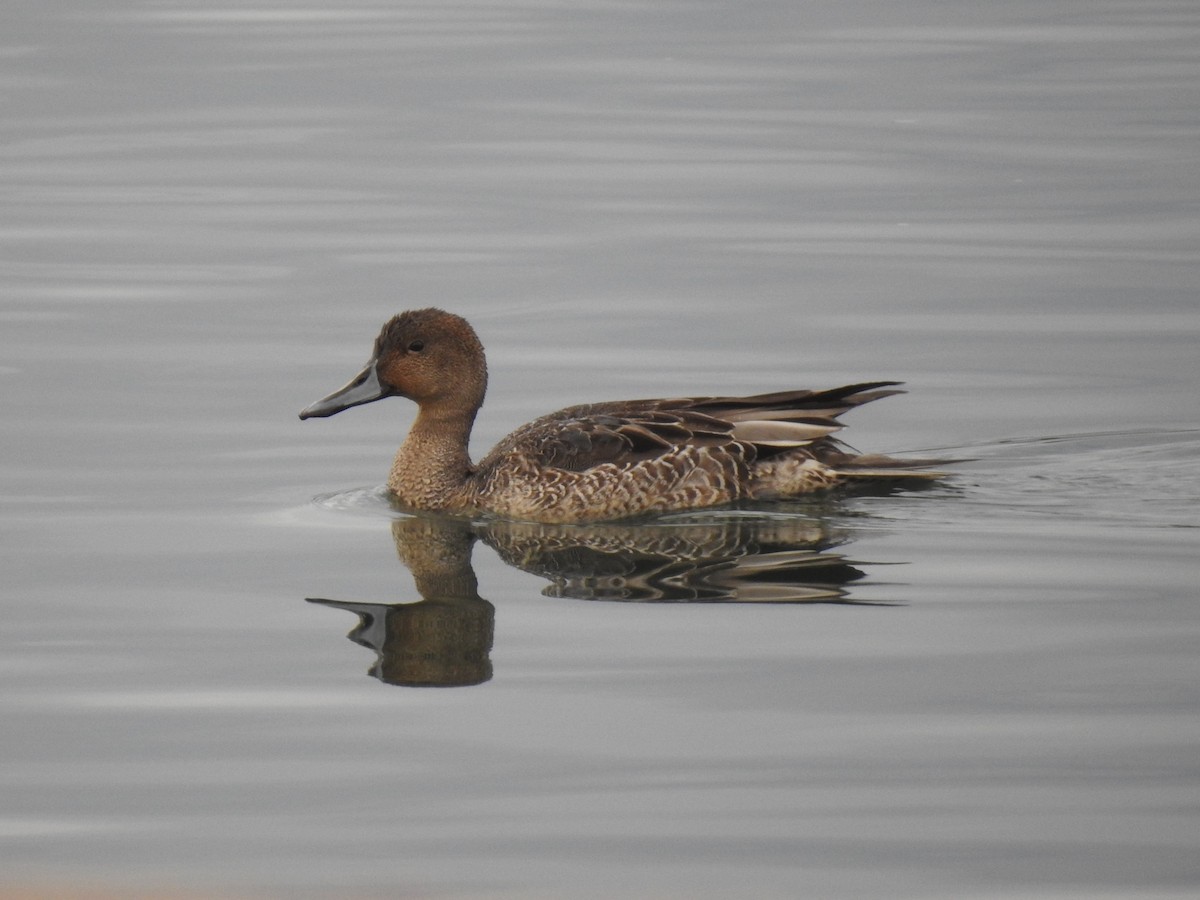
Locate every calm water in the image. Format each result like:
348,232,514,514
3,1,1199,898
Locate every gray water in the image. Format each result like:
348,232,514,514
3,1,1199,898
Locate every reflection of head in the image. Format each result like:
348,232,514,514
307,515,494,688
311,510,892,689
307,595,495,688
370,599,493,687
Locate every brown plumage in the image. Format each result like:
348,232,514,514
300,308,945,523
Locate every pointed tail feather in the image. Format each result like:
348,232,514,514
833,452,961,482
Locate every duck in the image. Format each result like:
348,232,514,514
300,308,945,523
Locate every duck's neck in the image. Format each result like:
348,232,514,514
388,405,478,511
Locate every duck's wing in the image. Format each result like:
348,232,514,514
481,382,903,473
671,381,905,461
676,381,904,425
484,405,739,473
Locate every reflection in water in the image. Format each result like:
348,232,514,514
310,511,890,687
478,515,866,603
309,517,495,688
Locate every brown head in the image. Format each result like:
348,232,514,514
299,308,488,421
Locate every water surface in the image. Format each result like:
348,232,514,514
2,1,1199,898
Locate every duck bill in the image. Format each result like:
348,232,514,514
299,362,390,419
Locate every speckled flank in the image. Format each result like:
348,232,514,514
301,309,947,523
749,456,845,498
476,443,755,524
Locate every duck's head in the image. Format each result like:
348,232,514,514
299,308,488,420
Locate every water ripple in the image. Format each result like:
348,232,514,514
942,429,1200,529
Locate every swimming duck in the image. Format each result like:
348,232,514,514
300,308,943,523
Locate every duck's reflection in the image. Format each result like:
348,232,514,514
479,515,864,603
309,511,883,687
309,517,494,688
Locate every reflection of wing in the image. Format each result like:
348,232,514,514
479,516,874,603
308,511,894,692
477,382,905,475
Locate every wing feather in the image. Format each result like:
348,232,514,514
731,420,841,446
476,382,905,475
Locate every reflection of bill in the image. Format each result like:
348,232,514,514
309,516,493,688
309,511,896,687
308,595,494,688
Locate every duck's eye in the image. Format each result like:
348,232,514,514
407,340,425,353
